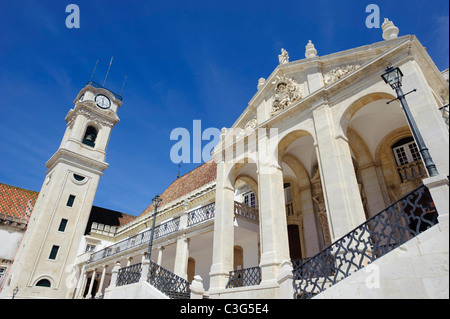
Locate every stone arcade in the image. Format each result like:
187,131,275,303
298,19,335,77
0,19,448,299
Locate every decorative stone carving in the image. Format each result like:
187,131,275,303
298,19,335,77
278,48,289,65
323,65,360,86
244,117,257,133
382,18,399,40
311,166,331,246
271,75,302,116
257,77,265,91
305,40,317,58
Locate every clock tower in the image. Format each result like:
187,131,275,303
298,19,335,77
4,81,122,299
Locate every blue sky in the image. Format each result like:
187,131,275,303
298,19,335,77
0,0,448,216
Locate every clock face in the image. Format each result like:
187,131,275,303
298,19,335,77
95,94,111,109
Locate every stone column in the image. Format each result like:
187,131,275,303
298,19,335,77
209,160,235,291
174,235,190,279
313,104,367,241
85,269,96,299
126,257,132,267
108,262,121,289
75,266,87,299
400,60,449,177
157,246,164,265
257,128,290,283
95,265,107,298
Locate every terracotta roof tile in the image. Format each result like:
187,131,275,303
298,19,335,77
0,183,39,221
139,160,217,217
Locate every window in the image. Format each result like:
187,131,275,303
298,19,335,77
36,279,51,287
392,137,421,166
85,244,96,253
284,183,292,203
73,173,85,181
82,126,97,147
66,195,75,207
243,192,256,208
0,267,6,286
58,218,68,232
49,245,60,260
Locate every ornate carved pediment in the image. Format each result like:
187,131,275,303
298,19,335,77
244,117,257,132
271,75,303,116
323,65,360,86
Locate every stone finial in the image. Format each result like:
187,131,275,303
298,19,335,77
305,40,317,58
257,77,266,90
278,48,289,65
382,18,399,40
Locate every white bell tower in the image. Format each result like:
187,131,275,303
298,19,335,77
4,81,122,299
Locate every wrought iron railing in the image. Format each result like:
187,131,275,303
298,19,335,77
116,263,142,287
188,202,215,226
88,217,180,263
87,80,123,101
148,260,190,299
226,266,261,288
293,184,438,299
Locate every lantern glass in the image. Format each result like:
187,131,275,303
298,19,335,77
382,66,403,88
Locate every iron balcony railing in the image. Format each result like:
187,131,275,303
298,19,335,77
226,266,261,288
88,201,260,264
148,260,190,299
116,263,142,287
292,184,438,299
88,217,180,263
188,202,215,226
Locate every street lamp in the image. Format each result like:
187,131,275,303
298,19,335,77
381,66,439,177
12,286,18,299
147,194,163,262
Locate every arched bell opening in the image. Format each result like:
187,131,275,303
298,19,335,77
82,125,98,147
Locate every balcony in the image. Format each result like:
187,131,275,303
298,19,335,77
87,201,258,265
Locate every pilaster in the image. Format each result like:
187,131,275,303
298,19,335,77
313,104,367,240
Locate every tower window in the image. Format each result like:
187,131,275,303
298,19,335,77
67,195,76,207
58,218,68,232
82,126,98,147
49,245,60,260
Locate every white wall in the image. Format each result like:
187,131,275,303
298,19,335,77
0,227,24,260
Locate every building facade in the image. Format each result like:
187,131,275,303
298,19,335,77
1,20,448,299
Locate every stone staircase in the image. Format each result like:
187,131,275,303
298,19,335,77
292,183,441,299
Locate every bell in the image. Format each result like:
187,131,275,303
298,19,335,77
85,134,96,142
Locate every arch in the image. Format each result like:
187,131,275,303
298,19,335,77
235,174,259,200
340,92,397,135
375,126,421,202
187,257,196,283
277,129,314,163
233,245,244,270
82,125,98,147
33,275,54,288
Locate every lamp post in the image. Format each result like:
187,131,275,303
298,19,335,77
12,286,18,299
147,194,163,262
381,66,439,178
